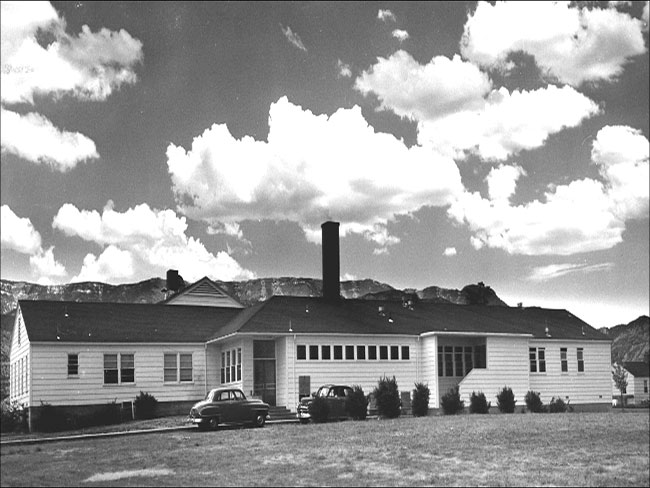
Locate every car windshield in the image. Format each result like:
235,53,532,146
317,387,330,397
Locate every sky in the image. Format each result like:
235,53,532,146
1,1,648,329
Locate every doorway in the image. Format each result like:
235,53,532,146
253,340,276,406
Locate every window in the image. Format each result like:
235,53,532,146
297,345,306,360
68,354,79,376
379,345,388,360
529,348,546,373
577,348,584,372
309,345,319,360
356,345,366,360
120,354,134,383
454,347,463,376
560,348,568,372
167,353,194,383
464,347,473,375
475,344,486,368
321,345,331,360
644,380,648,394
220,353,225,383
401,346,410,361
104,354,118,384
368,345,377,360
226,350,231,382
345,345,355,360
236,349,241,381
333,345,343,360
438,347,443,377
390,346,399,360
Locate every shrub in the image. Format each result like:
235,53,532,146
524,391,547,413
373,376,401,419
549,396,568,413
1,399,27,433
469,391,491,414
134,391,158,420
345,385,368,420
496,386,516,413
441,386,464,415
411,382,430,417
309,395,329,423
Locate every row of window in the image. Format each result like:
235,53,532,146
10,356,28,398
530,347,584,373
296,344,410,361
63,353,194,385
221,348,242,384
437,345,487,377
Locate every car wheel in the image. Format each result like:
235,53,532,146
254,413,266,428
208,417,219,430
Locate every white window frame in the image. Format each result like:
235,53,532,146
68,353,79,377
529,347,546,374
577,348,584,373
104,353,134,385
220,348,240,384
165,352,193,383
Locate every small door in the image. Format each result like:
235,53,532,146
253,340,277,406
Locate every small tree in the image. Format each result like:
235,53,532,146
496,386,516,413
345,385,368,420
441,386,464,415
134,391,158,420
411,382,430,417
469,391,491,414
373,376,401,419
612,363,628,410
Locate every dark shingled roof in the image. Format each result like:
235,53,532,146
19,300,241,343
623,361,650,378
207,296,609,342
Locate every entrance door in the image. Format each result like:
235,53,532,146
253,340,276,406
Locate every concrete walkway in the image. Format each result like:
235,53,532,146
0,418,299,446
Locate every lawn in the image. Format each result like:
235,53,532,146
1,411,648,487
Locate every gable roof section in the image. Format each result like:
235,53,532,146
19,300,241,343
207,296,609,342
623,361,650,378
161,277,243,308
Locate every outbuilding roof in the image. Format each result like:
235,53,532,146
622,361,650,378
19,300,241,343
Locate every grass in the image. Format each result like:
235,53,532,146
1,411,648,487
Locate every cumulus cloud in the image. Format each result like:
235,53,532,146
1,204,42,254
166,96,464,252
1,108,98,170
1,1,143,105
528,262,615,282
280,25,307,52
52,201,255,283
448,125,649,256
416,85,600,161
460,1,647,86
0,1,142,170
443,247,457,257
356,52,599,161
337,59,352,78
392,29,410,42
378,9,396,22
1,204,67,282
355,51,492,121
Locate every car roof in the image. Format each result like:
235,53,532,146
319,384,352,389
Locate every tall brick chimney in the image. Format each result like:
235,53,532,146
321,221,340,301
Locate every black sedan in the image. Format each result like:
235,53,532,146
188,388,270,430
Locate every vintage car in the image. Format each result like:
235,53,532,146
296,384,354,423
188,387,270,430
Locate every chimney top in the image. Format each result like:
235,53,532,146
321,221,341,301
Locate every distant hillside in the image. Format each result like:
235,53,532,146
600,315,650,364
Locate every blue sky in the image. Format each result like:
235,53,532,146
1,1,648,328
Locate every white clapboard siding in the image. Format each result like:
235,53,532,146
529,340,611,405
29,343,207,406
9,309,31,406
165,279,243,308
280,335,420,411
631,376,649,404
420,336,438,409
458,336,530,407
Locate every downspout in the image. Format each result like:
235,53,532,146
204,343,208,397
292,333,296,411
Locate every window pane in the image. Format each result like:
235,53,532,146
368,346,377,360
356,345,366,360
165,354,177,369
121,354,135,383
104,354,118,384
297,345,306,360
237,348,242,364
121,354,134,369
444,348,453,377
68,354,79,376
321,345,331,360
454,347,463,376
529,348,537,373
538,348,546,373
309,345,319,360
475,345,486,369
180,354,192,382
390,346,399,360
438,347,443,376
104,369,118,384
345,345,355,360
334,345,343,360
121,368,135,383
379,345,388,360
104,354,118,369
237,364,241,382
401,346,410,361
464,347,473,375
